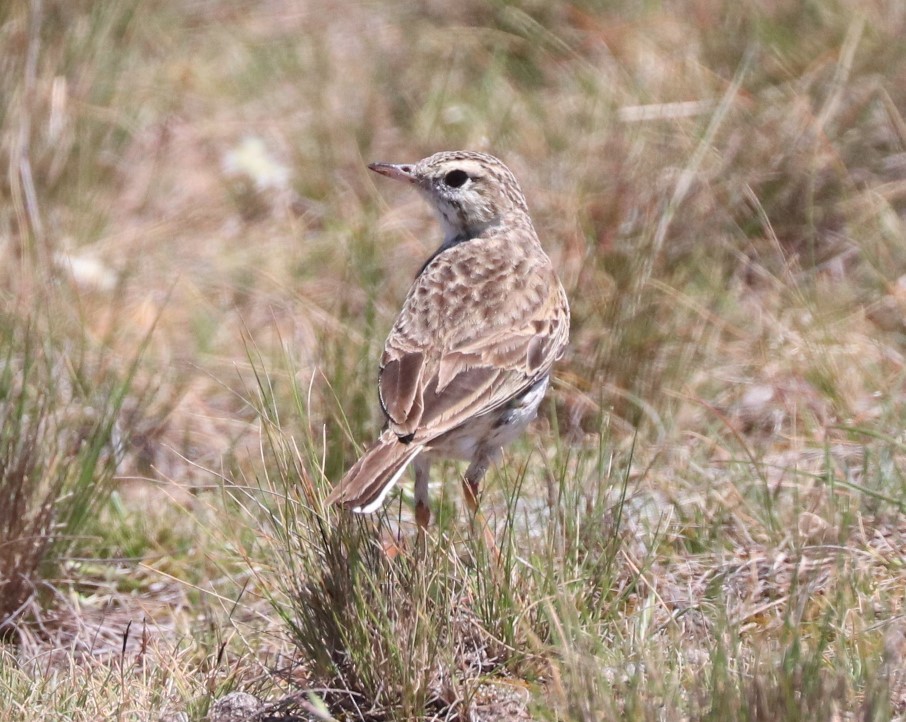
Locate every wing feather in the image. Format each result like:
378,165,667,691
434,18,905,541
378,350,424,428
378,233,569,443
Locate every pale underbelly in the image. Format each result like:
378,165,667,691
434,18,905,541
423,375,550,461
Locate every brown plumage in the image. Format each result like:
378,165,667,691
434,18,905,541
326,151,569,526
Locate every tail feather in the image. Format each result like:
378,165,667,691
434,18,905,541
327,429,422,513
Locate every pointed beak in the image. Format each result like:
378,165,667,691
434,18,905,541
368,162,417,184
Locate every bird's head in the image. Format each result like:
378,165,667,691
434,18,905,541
368,151,529,241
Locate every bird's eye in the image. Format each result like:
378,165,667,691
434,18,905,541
443,169,469,188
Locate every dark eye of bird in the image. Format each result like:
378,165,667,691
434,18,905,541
443,169,469,188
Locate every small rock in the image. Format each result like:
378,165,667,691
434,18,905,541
797,511,831,543
208,691,264,722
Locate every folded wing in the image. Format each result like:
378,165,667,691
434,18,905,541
379,254,569,443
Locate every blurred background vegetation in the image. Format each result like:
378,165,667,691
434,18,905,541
1,0,905,719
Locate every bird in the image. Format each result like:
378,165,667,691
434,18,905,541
326,150,570,529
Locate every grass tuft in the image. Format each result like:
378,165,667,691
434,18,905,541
0,296,145,641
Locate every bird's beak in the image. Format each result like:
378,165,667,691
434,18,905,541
368,162,417,184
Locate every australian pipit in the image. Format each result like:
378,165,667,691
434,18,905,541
326,151,570,528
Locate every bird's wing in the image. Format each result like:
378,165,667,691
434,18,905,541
378,242,569,441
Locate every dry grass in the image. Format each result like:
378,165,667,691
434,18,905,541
2,0,906,719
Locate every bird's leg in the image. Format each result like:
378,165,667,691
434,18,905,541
413,455,431,533
462,459,486,516
463,451,499,553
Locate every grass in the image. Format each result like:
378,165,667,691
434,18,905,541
2,0,906,719
0,293,146,641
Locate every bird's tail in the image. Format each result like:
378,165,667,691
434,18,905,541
326,429,422,513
